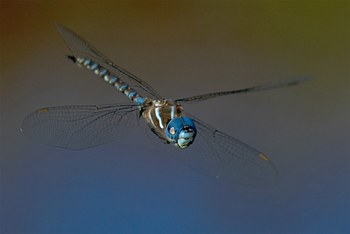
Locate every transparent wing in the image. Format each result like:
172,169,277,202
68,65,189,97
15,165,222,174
176,75,311,103
21,104,140,150
150,112,278,187
54,22,162,100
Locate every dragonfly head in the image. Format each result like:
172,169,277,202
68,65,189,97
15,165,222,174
165,116,196,149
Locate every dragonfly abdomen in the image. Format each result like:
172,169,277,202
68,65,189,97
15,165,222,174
73,57,143,103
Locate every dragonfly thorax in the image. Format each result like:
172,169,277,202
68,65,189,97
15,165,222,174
141,99,196,147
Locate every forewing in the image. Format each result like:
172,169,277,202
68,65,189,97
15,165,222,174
21,104,140,150
176,75,311,103
54,23,162,100
151,112,278,187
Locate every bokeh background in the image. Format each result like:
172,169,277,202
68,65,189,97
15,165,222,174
1,1,348,233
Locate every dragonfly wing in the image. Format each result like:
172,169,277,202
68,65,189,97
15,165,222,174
151,112,278,187
176,75,311,103
54,22,162,100
21,104,140,150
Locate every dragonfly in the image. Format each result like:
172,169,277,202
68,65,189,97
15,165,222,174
21,23,311,187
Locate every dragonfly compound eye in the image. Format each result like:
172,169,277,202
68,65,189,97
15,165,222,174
165,116,197,148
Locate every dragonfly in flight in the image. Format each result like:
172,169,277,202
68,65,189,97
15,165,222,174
21,23,311,187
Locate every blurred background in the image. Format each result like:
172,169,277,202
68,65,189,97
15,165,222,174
1,1,348,233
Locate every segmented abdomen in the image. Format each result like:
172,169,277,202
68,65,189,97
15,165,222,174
75,57,142,103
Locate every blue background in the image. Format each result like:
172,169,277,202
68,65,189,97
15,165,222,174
1,1,349,233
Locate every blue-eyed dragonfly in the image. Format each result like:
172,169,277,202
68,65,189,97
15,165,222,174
21,23,311,187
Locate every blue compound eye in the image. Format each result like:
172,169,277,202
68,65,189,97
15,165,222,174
165,116,196,148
